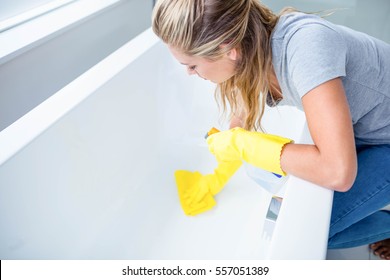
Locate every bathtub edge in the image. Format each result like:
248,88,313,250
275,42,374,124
0,28,160,166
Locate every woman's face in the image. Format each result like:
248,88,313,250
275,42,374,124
168,45,238,84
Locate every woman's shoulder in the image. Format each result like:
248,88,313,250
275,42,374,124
273,12,336,40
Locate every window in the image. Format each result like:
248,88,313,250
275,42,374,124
0,0,76,32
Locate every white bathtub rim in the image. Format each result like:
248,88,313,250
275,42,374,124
0,28,159,166
267,123,334,259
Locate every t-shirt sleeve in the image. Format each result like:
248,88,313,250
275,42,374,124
286,23,347,98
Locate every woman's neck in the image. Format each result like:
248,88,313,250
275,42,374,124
269,69,282,100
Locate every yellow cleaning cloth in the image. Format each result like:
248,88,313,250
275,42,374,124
175,160,242,216
175,171,216,216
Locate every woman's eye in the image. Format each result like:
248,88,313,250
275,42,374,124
189,65,197,71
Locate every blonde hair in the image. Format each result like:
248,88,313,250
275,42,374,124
152,0,285,131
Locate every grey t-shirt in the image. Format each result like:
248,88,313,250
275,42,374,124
271,12,390,145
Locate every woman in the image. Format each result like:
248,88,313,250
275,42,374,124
152,0,390,259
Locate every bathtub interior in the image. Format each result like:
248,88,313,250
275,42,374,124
0,31,315,259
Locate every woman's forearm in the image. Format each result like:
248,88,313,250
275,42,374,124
280,142,357,192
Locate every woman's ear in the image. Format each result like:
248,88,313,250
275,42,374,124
227,48,238,61
220,44,239,61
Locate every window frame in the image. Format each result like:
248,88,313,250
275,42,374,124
0,0,122,65
0,0,77,33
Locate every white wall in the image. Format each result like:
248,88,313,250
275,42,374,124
261,0,390,43
0,0,55,21
0,0,153,131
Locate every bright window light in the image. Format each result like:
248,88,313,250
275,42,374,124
0,0,76,32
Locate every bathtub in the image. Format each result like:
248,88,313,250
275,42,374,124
0,28,333,260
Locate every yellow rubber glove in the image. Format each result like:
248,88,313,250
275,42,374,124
175,159,242,216
206,127,293,176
